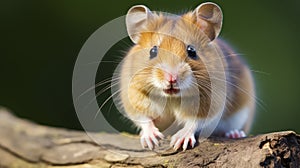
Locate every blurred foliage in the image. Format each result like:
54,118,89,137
0,0,300,134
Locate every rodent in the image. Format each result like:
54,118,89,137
119,2,255,151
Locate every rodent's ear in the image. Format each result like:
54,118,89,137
194,2,223,41
126,5,153,44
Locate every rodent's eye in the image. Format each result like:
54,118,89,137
187,45,199,60
149,46,158,59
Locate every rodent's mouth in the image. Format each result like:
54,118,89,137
163,87,180,95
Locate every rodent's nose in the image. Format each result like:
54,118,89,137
165,72,177,84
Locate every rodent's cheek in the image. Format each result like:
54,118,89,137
178,73,194,90
178,65,194,90
179,68,192,81
151,68,168,89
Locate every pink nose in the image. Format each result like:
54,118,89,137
166,73,177,83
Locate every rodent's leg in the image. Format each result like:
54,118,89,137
170,119,198,151
225,129,246,138
137,117,164,150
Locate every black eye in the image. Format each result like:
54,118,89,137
187,45,199,60
149,46,158,59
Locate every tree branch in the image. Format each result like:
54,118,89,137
0,107,299,168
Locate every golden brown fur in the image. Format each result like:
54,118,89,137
121,3,255,136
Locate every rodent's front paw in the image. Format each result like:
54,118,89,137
170,128,197,151
140,127,164,150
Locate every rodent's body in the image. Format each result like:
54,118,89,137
119,2,255,150
213,39,255,134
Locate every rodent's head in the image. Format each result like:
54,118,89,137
125,2,223,98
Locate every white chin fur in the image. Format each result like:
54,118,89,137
161,91,181,97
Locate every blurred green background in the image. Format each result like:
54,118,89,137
1,0,300,135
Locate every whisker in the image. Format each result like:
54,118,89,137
76,77,120,101
249,69,270,75
95,81,120,98
210,76,267,112
94,89,122,120
83,60,122,65
80,80,120,113
106,99,116,118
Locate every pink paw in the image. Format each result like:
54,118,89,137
140,126,164,150
170,129,197,151
225,129,246,139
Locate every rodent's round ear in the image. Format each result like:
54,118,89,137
126,5,153,44
194,2,223,41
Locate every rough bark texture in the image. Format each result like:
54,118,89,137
0,107,299,168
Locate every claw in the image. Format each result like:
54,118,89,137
170,136,176,147
150,134,159,146
140,137,146,149
145,136,153,150
183,138,189,151
170,128,197,151
139,123,164,150
190,136,196,148
155,131,165,139
173,138,184,151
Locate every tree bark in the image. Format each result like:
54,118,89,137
0,107,299,168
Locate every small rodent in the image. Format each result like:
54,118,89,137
119,2,255,150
